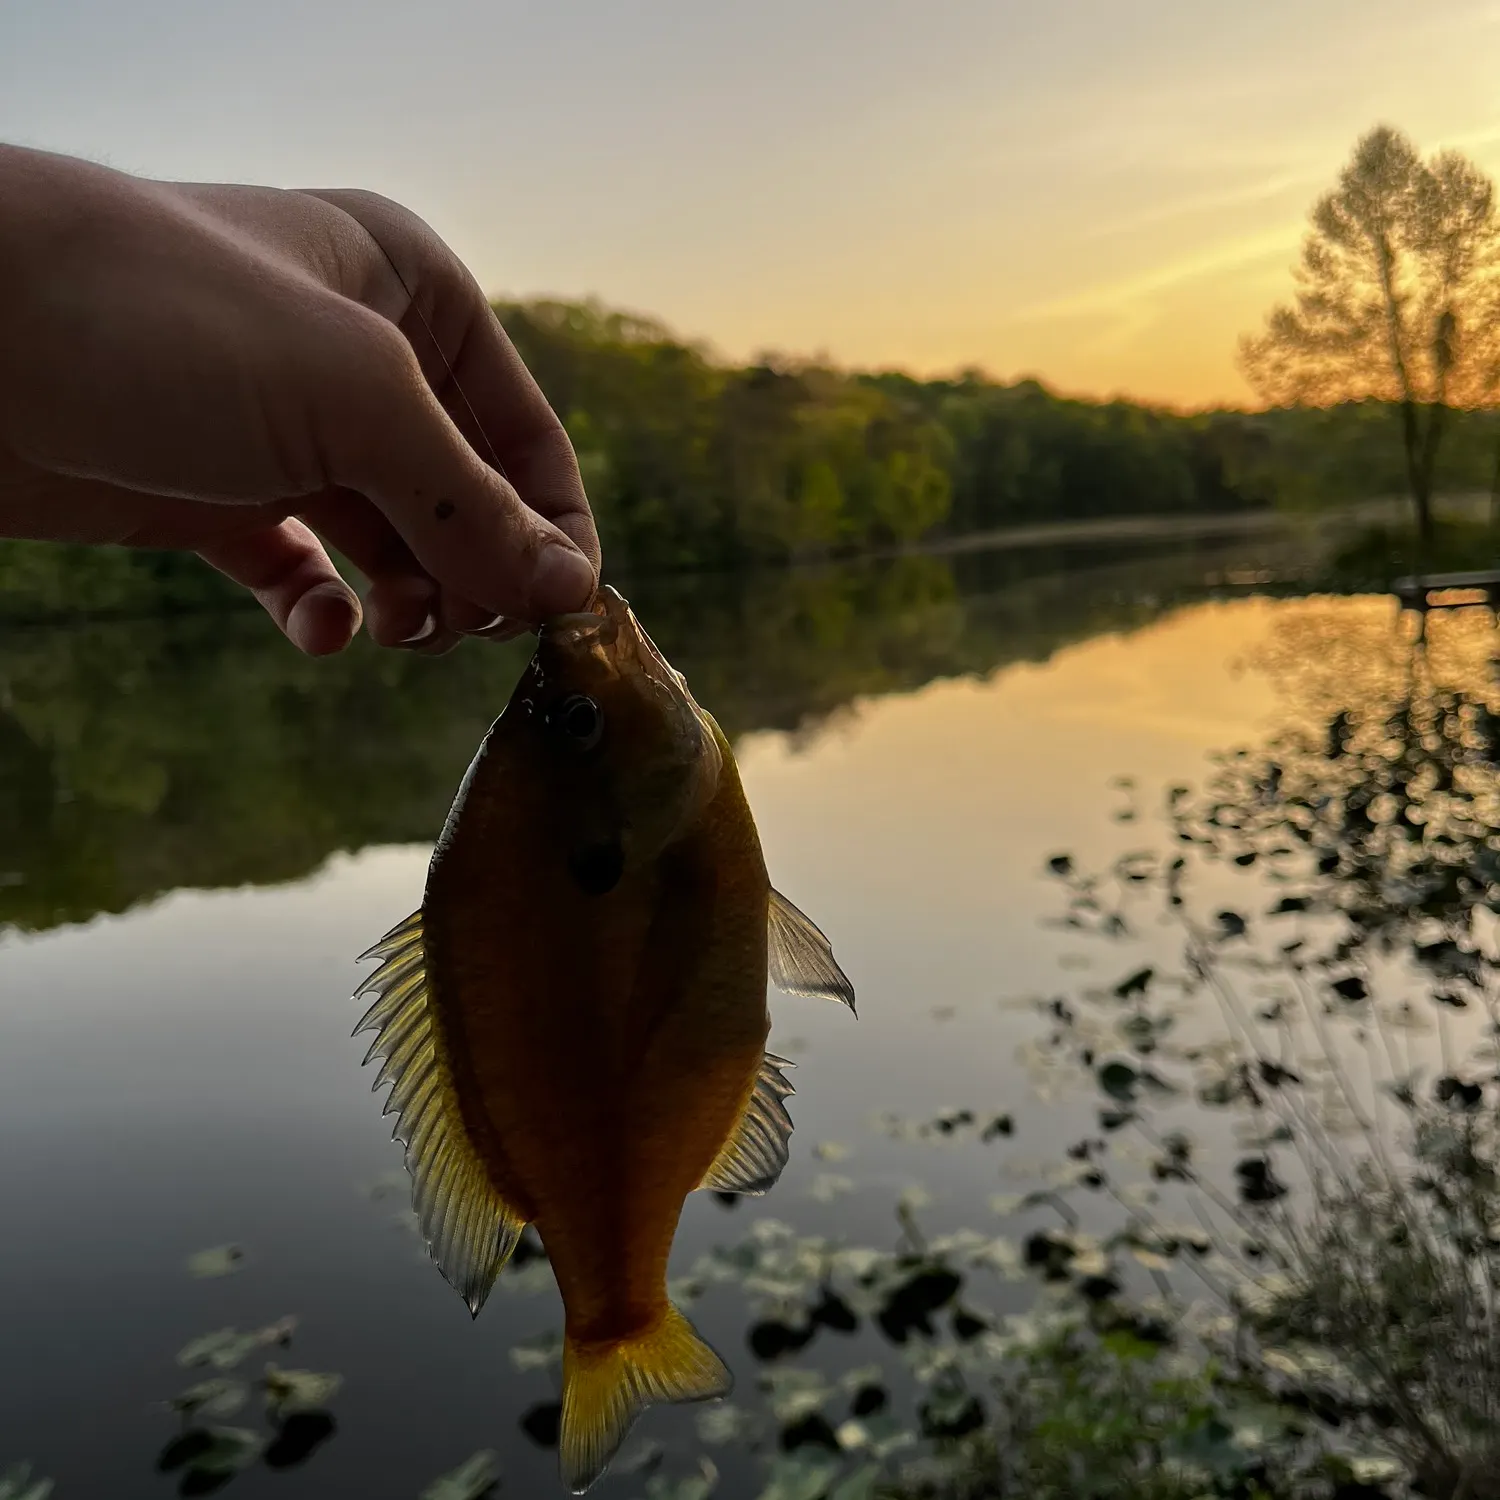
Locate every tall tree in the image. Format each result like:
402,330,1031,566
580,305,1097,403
1241,125,1500,542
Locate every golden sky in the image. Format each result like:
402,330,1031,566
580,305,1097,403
5,0,1500,406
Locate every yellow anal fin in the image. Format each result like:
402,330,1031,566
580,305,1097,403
354,909,526,1316
768,888,857,1014
697,1052,796,1196
560,1304,731,1494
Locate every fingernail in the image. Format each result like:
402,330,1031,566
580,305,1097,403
530,544,596,617
470,615,529,643
398,612,439,646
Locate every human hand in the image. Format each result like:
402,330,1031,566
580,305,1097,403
0,144,599,655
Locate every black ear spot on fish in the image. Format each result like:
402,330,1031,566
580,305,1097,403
546,693,604,751
567,837,625,896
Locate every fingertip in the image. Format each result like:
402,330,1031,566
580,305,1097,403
529,543,598,618
286,580,362,656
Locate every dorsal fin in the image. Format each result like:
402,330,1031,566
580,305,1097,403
697,1052,796,1196
354,910,526,1315
768,889,857,1013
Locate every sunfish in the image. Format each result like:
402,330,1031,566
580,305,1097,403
352,585,855,1492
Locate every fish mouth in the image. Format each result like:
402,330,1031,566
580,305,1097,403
538,586,687,696
538,585,627,652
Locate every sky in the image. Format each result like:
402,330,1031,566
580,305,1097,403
5,0,1500,407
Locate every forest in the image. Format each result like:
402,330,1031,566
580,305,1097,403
5,292,1499,622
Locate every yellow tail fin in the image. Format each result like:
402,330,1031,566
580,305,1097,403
560,1305,731,1493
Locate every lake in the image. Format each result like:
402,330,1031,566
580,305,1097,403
0,517,1492,1498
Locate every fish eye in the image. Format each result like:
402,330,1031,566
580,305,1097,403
549,693,604,750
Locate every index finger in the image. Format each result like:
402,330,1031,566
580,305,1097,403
300,188,600,572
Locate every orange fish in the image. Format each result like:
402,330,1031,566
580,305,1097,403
352,585,855,1492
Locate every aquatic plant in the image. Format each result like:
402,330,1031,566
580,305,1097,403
1019,615,1500,1498
0,1466,54,1500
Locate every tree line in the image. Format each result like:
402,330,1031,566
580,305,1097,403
6,120,1500,618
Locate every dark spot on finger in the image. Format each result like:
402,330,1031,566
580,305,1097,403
434,499,456,521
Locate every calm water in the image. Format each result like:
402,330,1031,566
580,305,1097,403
0,521,1480,1496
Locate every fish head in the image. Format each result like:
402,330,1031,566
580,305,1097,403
510,585,724,891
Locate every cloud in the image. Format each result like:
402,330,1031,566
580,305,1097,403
1084,170,1321,239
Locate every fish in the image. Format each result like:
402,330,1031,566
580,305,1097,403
351,584,855,1493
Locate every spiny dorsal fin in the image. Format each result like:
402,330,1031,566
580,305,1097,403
354,909,525,1316
697,1052,796,1196
560,1304,730,1493
768,889,857,1013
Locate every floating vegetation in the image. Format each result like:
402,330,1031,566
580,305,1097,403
261,1365,342,1418
166,1379,248,1422
185,1245,247,1279
157,1426,263,1490
418,1449,500,1500
807,1173,856,1203
0,1466,53,1500
176,1319,296,1373
158,1279,341,1496
1013,624,1500,1498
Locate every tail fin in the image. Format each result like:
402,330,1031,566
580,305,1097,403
560,1304,731,1493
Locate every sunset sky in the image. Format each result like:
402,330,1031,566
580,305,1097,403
5,0,1500,407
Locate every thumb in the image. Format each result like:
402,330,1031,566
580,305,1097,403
314,314,597,622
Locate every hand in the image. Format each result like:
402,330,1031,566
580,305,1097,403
0,145,599,655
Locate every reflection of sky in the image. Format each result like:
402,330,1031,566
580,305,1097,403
0,595,1330,1492
4,1,1498,404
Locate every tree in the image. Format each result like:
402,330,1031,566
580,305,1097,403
1241,125,1500,543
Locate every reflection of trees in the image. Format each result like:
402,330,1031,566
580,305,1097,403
1023,596,1500,1498
0,533,1317,936
1178,599,1500,973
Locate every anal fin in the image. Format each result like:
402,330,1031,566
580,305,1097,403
697,1052,796,1196
354,909,526,1316
560,1304,730,1493
768,888,857,1013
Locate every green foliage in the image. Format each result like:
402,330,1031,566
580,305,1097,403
0,532,1322,937
1241,125,1500,540
1024,605,1500,1498
7,289,1500,629
0,1466,53,1500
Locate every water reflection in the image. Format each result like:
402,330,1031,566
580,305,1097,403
6,525,1498,1499
0,526,1319,937
1016,603,1500,1500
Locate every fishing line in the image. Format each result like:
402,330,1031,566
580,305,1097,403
362,226,510,484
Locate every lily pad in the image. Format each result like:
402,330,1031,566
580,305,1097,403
264,1411,338,1470
159,1426,262,1480
262,1364,342,1416
644,1462,718,1500
697,1403,763,1446
167,1379,248,1421
0,1465,53,1500
754,1453,844,1500
419,1450,500,1500
186,1245,247,1279
177,1318,296,1372
807,1173,855,1203
508,1329,563,1373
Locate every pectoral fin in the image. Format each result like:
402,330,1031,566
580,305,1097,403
768,888,857,1013
697,1052,796,1196
354,910,526,1316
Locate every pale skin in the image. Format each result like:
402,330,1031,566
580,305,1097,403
0,143,600,656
